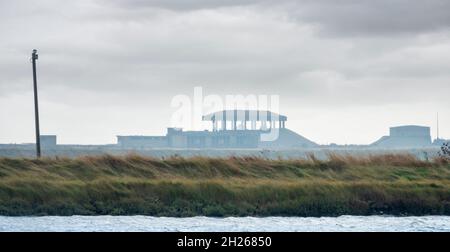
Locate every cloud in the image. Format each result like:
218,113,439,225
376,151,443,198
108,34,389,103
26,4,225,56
287,0,450,36
106,0,262,10
106,0,450,36
0,0,449,144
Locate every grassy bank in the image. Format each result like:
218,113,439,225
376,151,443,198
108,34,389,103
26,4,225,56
0,154,449,216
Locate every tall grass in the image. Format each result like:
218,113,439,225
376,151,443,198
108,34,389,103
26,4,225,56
0,154,449,216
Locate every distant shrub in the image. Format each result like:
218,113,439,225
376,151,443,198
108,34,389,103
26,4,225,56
202,205,226,217
439,142,450,160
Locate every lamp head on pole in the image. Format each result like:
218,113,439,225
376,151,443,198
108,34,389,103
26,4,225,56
32,49,38,60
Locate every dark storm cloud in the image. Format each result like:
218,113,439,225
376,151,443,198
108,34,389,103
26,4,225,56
1,0,450,103
288,0,450,36
1,0,450,99
106,0,262,10
107,0,450,36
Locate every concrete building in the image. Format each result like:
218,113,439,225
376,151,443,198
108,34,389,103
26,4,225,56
117,110,318,149
202,110,287,131
40,135,57,149
166,127,260,148
117,136,167,148
371,125,432,148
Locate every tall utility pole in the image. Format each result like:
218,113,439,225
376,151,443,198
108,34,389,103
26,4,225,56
32,49,41,158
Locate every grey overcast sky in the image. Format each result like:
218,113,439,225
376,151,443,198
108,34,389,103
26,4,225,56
0,0,449,145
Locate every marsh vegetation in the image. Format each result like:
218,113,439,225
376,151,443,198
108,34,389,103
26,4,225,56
0,154,449,216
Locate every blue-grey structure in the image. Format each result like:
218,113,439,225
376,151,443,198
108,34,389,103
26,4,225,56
371,125,432,148
1,112,447,158
117,110,318,149
40,135,57,149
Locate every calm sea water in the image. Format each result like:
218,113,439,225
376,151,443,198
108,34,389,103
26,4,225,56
0,216,449,232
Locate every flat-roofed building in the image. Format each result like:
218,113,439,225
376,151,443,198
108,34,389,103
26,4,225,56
371,125,432,148
117,135,168,149
40,135,57,148
116,110,318,149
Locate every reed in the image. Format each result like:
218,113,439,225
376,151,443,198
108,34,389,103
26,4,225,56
0,154,449,216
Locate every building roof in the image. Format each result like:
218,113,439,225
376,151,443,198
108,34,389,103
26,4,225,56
390,125,430,130
202,110,287,121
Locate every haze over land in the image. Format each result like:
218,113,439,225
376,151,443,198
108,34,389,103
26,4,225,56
0,0,449,145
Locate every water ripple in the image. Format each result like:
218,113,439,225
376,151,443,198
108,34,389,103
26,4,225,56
0,215,449,232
